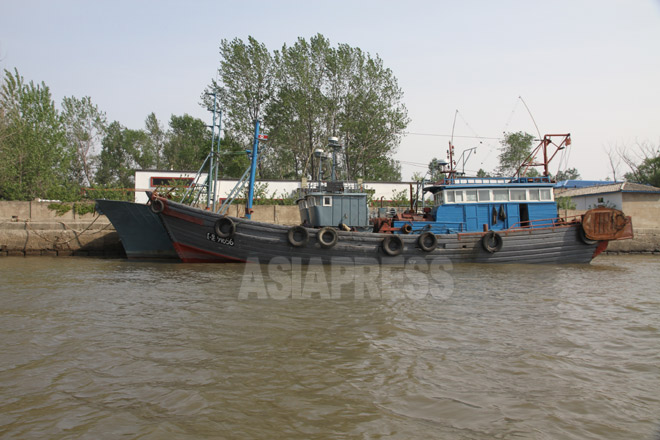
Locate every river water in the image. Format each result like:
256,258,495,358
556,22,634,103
1,255,659,439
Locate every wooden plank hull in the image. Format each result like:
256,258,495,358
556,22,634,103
155,198,601,265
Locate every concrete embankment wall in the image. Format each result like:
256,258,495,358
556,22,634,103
1,202,658,257
0,201,302,257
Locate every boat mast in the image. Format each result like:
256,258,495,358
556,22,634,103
245,119,263,219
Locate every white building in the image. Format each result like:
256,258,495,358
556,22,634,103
134,170,426,205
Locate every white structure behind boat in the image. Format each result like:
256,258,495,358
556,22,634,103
134,170,424,205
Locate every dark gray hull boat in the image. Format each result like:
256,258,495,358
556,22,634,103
152,196,605,265
96,199,178,260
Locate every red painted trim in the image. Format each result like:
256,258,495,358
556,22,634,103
592,240,609,259
165,207,204,225
172,241,247,263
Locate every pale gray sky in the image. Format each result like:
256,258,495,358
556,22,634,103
2,0,659,180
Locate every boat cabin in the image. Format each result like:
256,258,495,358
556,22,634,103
393,176,558,234
297,181,370,230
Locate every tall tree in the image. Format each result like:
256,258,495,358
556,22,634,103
206,34,408,182
497,131,535,176
205,36,274,145
0,68,73,200
145,112,166,169
61,95,107,187
163,114,210,171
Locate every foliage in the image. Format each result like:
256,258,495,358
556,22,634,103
390,188,410,207
208,34,408,182
497,131,535,177
624,155,660,187
205,37,274,146
61,95,107,187
476,168,491,178
554,167,581,181
217,133,251,178
163,114,211,171
556,196,576,210
82,187,133,201
0,69,76,201
145,112,166,169
48,202,72,216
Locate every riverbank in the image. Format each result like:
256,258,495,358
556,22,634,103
0,201,659,257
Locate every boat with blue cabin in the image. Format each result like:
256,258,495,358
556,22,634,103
150,128,633,264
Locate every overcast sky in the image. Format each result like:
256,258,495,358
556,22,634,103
2,0,659,180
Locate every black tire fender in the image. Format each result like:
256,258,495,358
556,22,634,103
578,226,598,245
481,231,503,253
417,231,438,252
214,217,236,239
150,198,165,214
382,235,404,256
317,227,338,248
287,225,309,247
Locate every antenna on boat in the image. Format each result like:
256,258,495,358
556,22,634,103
519,96,542,141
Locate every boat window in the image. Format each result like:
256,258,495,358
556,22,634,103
540,189,552,200
454,191,464,202
493,189,509,201
435,192,444,205
446,191,455,203
510,189,527,201
308,196,316,207
478,190,491,202
528,189,540,201
465,190,477,202
323,196,332,207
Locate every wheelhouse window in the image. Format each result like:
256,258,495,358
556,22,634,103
493,189,509,201
454,191,464,202
307,196,316,206
434,191,444,205
528,189,540,201
540,189,552,201
446,191,455,203
510,189,527,201
465,190,477,202
478,190,491,202
323,196,332,206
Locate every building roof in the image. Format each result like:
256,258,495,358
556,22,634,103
557,182,660,198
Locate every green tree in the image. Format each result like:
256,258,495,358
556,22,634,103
163,114,210,170
217,133,250,178
497,131,535,176
205,36,274,145
554,167,581,181
96,122,135,188
145,112,166,169
625,156,660,187
476,168,491,178
206,34,408,182
0,69,74,200
61,95,107,187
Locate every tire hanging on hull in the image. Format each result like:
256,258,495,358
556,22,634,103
382,235,404,256
287,225,309,247
481,231,503,253
215,217,236,238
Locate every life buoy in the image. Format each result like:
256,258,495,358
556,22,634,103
214,217,236,238
481,231,503,253
578,226,598,245
382,235,404,256
317,227,338,248
401,224,412,234
287,225,309,247
150,198,165,214
417,231,438,252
